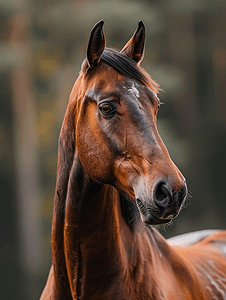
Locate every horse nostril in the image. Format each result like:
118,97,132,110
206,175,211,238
153,181,173,209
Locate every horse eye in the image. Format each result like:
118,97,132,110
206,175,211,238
99,102,116,117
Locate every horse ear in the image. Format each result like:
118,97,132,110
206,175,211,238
120,20,145,65
87,20,106,68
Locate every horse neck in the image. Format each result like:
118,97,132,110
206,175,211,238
64,159,124,238
52,151,135,298
51,154,195,299
50,109,179,299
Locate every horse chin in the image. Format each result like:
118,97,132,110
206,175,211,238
136,198,174,225
140,212,171,225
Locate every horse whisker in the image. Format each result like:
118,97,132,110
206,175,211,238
138,224,146,236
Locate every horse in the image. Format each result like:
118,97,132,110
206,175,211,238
40,20,226,300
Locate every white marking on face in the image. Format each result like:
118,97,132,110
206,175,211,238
128,82,140,99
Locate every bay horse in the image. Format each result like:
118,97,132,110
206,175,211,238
40,20,226,300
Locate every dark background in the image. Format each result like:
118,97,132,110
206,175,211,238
1,0,226,299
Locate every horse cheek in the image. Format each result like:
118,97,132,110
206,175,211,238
76,122,114,183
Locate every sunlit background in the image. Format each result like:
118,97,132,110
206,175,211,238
1,0,226,299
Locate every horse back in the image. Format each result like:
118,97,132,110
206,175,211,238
168,230,226,300
168,229,226,255
167,230,220,247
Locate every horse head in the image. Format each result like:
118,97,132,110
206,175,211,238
69,20,187,225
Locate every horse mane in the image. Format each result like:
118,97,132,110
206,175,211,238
101,48,160,93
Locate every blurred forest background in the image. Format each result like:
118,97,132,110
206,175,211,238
1,0,226,299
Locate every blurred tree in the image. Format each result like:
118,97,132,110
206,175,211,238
10,11,42,299
1,0,226,299
0,2,23,300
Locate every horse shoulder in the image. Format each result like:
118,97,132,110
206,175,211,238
168,230,226,299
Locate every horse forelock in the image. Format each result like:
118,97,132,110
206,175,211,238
82,48,160,94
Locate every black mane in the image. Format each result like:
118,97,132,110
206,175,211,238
85,47,159,93
101,48,150,86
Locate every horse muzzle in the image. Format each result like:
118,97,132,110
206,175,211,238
136,179,188,225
